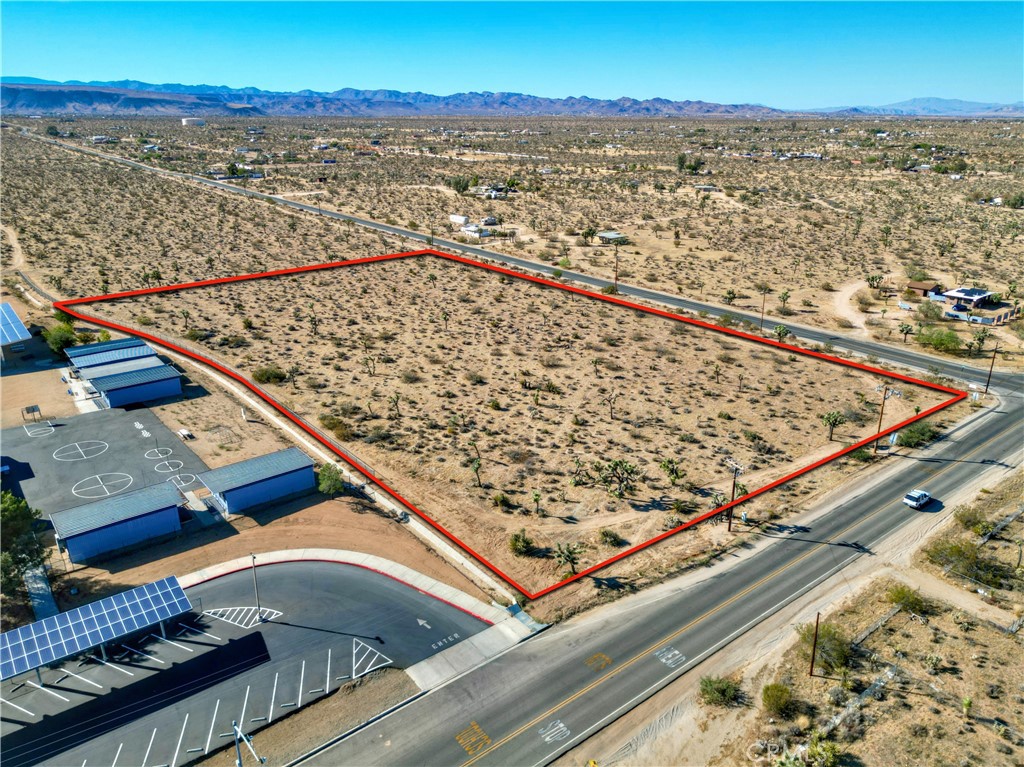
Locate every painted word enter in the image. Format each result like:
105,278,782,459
432,632,461,650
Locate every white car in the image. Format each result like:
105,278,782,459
902,489,932,509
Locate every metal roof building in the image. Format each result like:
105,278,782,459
66,337,145,359
79,355,165,381
72,344,157,370
50,484,182,564
89,365,183,408
1,302,32,348
199,447,315,515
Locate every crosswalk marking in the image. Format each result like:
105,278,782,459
352,638,393,678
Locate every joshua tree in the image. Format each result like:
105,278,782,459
772,324,791,343
821,411,847,440
388,392,402,418
470,457,482,487
592,459,642,498
179,309,191,329
532,489,541,515
553,542,582,575
659,458,685,486
778,289,791,308
600,391,619,420
440,311,450,331
898,322,914,343
866,274,884,289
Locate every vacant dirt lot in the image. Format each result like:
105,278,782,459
89,253,950,595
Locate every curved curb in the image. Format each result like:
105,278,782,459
176,548,507,625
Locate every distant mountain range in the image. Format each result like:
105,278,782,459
2,78,1021,118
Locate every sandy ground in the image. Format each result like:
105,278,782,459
50,491,491,612
90,253,948,600
553,429,1021,767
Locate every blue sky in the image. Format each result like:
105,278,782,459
2,2,1021,108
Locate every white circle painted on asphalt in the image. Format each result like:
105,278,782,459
53,441,110,462
72,473,134,499
23,423,55,438
154,460,184,473
167,474,197,489
145,448,174,460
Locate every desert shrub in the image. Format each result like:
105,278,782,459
183,327,213,342
797,622,851,673
465,371,486,385
953,504,987,532
363,425,395,445
508,529,533,556
43,323,77,353
600,285,619,295
886,583,928,615
487,398,502,410
217,335,250,348
762,683,795,718
400,369,421,384
492,492,511,510
599,529,625,547
897,420,938,448
253,365,288,384
848,447,873,463
918,327,962,353
924,538,1005,588
699,676,742,707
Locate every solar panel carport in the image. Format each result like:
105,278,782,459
1,302,32,347
0,577,191,682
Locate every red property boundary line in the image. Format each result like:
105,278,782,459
55,249,967,600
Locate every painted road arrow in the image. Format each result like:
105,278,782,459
417,618,431,629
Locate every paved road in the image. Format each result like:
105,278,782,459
300,385,1022,767
1,562,489,767
22,133,1016,394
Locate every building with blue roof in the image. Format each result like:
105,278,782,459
50,483,182,564
198,447,315,515
72,344,157,370
90,365,183,408
65,337,145,359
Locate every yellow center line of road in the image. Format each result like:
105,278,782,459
461,420,1015,766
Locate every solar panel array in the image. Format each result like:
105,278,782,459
0,302,32,346
0,576,191,681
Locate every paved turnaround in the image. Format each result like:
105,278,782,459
296,384,1021,766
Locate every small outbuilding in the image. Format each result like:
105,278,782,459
596,231,629,245
71,344,157,371
90,365,183,408
66,337,145,359
198,447,315,515
50,483,182,564
906,280,943,297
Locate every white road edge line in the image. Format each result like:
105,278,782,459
150,634,193,653
239,685,250,730
298,660,305,709
141,727,157,767
205,699,220,754
27,680,70,702
529,552,861,767
325,649,331,696
0,696,35,716
111,742,123,767
171,713,189,767
62,668,103,689
269,673,278,724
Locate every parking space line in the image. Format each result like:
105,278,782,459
239,685,250,730
325,648,331,695
171,713,188,767
268,672,278,723
111,742,123,767
298,660,305,709
93,655,135,676
149,634,193,653
250,716,267,723
62,668,103,689
0,696,35,716
141,727,157,767
27,680,70,702
179,624,221,641
205,699,219,754
121,645,165,665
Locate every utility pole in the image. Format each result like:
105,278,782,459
759,291,767,333
726,459,744,532
873,385,888,455
984,344,999,394
250,553,263,622
613,243,620,291
808,612,821,677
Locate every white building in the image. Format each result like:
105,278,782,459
449,214,469,226
181,118,206,127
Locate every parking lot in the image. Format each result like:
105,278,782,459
0,408,208,514
0,562,491,766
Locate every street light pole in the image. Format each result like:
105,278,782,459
759,291,767,333
250,553,262,622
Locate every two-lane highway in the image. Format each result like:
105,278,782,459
297,385,1021,766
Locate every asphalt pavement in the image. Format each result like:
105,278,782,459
0,562,490,767
298,389,1022,767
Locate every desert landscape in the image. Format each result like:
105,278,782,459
81,252,953,596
